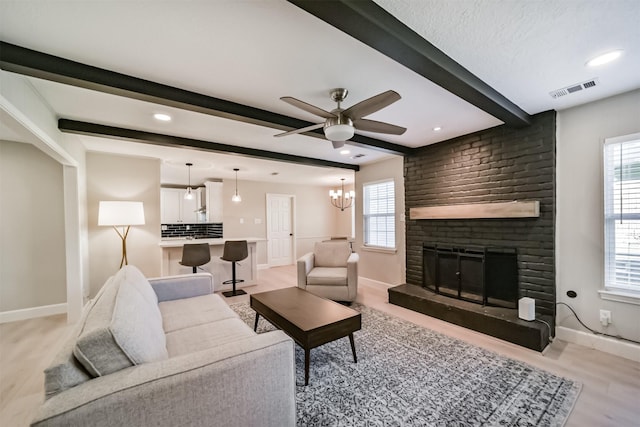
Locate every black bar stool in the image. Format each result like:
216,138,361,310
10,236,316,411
221,240,248,297
179,243,211,273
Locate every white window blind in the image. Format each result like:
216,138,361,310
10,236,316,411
604,135,640,292
363,180,395,248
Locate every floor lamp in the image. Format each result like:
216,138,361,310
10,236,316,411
98,201,145,268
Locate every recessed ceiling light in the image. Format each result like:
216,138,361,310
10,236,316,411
340,149,350,155
433,126,442,132
153,113,172,122
586,50,623,67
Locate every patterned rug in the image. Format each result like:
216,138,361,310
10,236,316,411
230,302,581,426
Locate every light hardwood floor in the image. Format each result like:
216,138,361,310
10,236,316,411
1,265,638,426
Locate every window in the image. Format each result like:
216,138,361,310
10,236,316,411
604,133,640,296
363,180,395,249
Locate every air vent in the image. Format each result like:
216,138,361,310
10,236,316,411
566,85,582,94
549,78,599,99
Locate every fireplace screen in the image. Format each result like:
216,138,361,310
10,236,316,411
423,244,518,308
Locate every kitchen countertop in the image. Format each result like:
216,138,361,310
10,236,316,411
158,237,264,248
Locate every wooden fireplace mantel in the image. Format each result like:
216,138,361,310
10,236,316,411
409,201,540,220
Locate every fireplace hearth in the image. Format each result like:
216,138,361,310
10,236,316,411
423,243,518,308
388,241,551,351
388,284,550,351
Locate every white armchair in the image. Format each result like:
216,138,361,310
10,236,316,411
297,240,359,302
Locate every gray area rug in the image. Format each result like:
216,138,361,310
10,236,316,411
230,302,581,426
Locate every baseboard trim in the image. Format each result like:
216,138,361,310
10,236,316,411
361,276,394,289
556,326,640,362
258,264,270,270
0,303,67,324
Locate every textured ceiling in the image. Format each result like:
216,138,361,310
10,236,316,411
375,0,640,113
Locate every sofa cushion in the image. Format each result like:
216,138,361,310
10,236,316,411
165,318,256,357
314,241,352,267
44,339,92,400
125,265,159,307
159,293,237,333
150,272,213,302
74,267,168,377
43,276,118,399
307,267,348,286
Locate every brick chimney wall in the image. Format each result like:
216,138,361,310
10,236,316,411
404,111,556,316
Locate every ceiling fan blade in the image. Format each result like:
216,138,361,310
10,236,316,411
331,140,345,149
354,118,406,135
280,96,336,119
274,123,324,138
342,90,401,120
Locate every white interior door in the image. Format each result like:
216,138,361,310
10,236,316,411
266,194,294,266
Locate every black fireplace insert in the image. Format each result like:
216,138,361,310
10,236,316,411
423,243,518,308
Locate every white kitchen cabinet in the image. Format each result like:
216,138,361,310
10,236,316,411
161,187,202,224
204,181,223,223
161,188,181,224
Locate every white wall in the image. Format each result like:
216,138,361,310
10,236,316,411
1,70,88,322
222,178,351,265
0,141,66,311
557,89,640,347
355,156,406,286
86,152,162,297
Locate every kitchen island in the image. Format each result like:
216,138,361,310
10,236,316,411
159,238,263,292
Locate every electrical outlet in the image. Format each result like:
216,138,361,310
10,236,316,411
599,309,612,326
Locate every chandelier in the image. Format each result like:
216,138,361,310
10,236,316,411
330,178,355,211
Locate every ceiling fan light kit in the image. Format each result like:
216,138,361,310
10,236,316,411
324,121,355,142
276,87,406,148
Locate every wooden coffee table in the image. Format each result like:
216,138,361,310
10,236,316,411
250,287,361,385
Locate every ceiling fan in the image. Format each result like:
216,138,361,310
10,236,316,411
275,88,406,149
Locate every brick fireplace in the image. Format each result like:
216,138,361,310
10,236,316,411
389,111,556,351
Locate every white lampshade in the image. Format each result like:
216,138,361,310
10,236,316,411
98,201,145,226
324,124,354,142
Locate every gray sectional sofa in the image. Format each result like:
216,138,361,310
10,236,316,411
32,265,296,426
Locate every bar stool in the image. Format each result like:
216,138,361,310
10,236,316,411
221,240,248,297
179,243,211,273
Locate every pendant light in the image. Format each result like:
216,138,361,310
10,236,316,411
232,168,242,203
184,162,194,200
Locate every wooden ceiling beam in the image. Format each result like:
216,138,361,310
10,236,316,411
58,119,360,171
0,41,410,156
